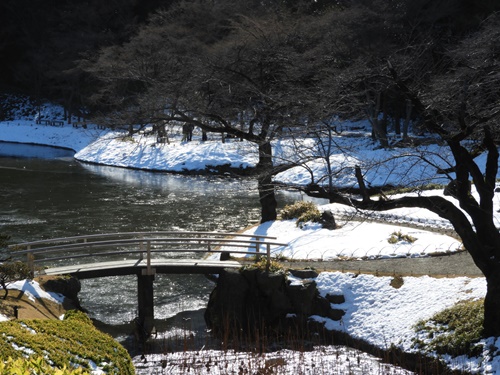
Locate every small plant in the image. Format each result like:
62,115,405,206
389,276,404,289
243,258,286,274
0,356,89,375
0,261,31,299
273,252,288,262
388,230,417,244
120,135,135,143
411,299,484,357
280,201,321,228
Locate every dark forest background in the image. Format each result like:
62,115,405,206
0,0,174,110
1,0,498,119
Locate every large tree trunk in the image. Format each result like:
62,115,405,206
257,141,277,223
484,270,500,336
458,227,500,337
258,174,277,223
469,223,500,337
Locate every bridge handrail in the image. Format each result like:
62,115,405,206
32,248,272,264
8,231,277,249
10,231,288,274
10,237,286,256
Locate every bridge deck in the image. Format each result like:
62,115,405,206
38,258,243,279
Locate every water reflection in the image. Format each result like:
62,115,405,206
0,141,74,159
0,157,263,243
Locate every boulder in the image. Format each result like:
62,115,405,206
205,268,346,338
38,275,82,308
319,210,337,230
326,293,346,305
286,280,317,316
204,269,249,332
289,268,319,279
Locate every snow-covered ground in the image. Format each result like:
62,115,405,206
236,219,461,260
1,111,499,374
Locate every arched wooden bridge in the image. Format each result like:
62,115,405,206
10,231,287,336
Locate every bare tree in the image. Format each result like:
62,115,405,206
0,261,31,299
84,5,318,222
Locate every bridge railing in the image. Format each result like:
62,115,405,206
9,231,288,275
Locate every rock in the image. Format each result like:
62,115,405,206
205,269,347,338
312,294,346,321
255,271,286,297
204,269,249,332
326,293,345,304
319,210,337,230
286,280,317,316
39,275,81,304
328,308,346,321
269,289,292,316
289,269,319,279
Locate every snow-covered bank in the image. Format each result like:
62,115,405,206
75,130,259,172
0,120,107,153
7,279,65,305
234,219,461,260
0,119,459,187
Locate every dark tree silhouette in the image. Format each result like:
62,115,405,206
84,5,317,222
302,11,500,336
0,259,31,300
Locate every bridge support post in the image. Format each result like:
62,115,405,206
137,273,155,338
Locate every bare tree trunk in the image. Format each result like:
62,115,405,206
403,99,412,140
366,91,379,140
394,113,401,136
484,271,500,336
1,281,8,299
366,91,388,147
257,141,277,223
379,102,389,147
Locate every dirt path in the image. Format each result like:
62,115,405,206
0,290,66,320
278,250,483,278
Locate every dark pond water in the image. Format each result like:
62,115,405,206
0,142,300,337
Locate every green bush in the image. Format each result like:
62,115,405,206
0,310,135,374
0,356,89,374
280,201,321,228
64,309,93,325
411,299,484,357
